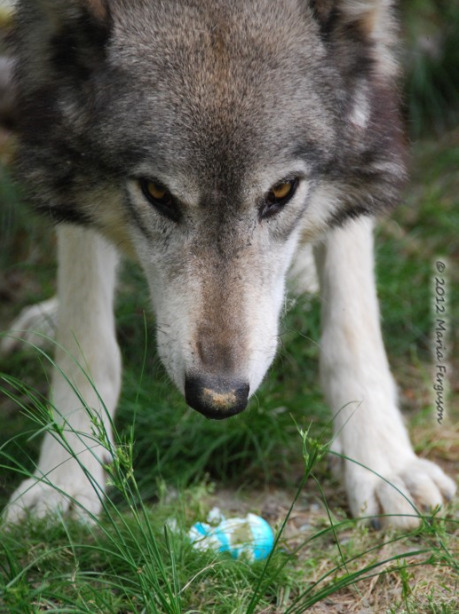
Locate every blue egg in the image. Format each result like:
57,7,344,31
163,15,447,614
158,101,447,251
189,513,274,562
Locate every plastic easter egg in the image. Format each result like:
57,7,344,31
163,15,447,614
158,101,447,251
189,513,274,562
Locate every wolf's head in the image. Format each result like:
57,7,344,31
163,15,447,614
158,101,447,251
13,0,406,418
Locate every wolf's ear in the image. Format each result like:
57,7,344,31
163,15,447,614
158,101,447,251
337,0,397,51
310,0,393,34
82,0,109,22
18,0,112,83
309,0,397,76
34,0,109,26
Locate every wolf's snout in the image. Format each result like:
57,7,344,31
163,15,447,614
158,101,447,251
185,374,249,419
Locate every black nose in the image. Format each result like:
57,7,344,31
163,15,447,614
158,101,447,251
185,374,250,419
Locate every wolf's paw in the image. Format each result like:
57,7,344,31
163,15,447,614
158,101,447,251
346,456,456,530
3,469,104,525
1,297,58,355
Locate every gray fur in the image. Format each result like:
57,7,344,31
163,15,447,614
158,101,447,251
13,0,406,236
11,0,408,396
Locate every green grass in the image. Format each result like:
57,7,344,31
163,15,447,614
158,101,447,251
1,380,456,613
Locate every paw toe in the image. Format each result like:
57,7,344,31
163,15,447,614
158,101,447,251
374,459,456,528
3,477,102,525
347,457,456,530
401,458,457,510
375,476,421,529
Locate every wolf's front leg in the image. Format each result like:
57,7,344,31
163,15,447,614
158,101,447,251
4,226,121,523
315,217,456,528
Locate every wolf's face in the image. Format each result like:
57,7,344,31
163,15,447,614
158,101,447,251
109,2,340,415
14,0,406,417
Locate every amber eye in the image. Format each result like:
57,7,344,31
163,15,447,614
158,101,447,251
271,181,294,200
260,177,299,220
146,181,168,201
139,179,181,222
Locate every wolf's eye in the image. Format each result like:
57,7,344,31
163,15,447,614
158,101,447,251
139,179,181,222
260,178,299,220
146,182,168,201
271,181,294,200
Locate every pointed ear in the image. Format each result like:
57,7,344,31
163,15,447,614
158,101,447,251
310,0,398,77
83,0,109,22
34,0,109,25
341,0,398,78
17,0,112,85
310,0,394,34
338,1,396,39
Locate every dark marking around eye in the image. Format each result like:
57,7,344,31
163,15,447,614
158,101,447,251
139,178,181,222
259,177,299,221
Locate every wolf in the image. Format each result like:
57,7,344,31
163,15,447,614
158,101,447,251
2,0,456,528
